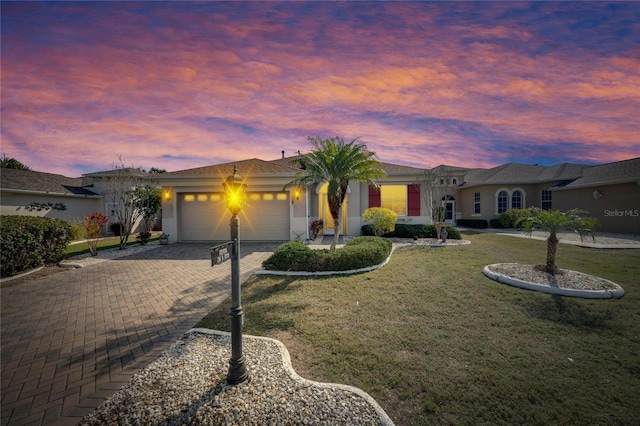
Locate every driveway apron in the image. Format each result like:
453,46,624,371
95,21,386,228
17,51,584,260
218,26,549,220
1,242,279,425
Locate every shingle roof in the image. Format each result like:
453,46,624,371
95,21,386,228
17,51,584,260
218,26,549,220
0,168,99,196
461,162,590,188
161,158,301,178
269,155,427,175
82,168,150,178
555,157,640,189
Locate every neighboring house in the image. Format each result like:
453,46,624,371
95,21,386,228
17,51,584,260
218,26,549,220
457,158,640,234
0,167,158,233
0,168,102,221
156,156,432,243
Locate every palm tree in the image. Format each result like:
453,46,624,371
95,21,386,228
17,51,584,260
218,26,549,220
517,208,597,274
285,136,387,249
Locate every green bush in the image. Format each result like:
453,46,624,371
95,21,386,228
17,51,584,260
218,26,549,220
0,216,72,277
457,219,489,229
361,223,461,240
498,209,530,228
69,221,86,240
262,236,392,272
362,207,397,236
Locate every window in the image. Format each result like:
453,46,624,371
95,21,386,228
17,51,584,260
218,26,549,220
474,192,481,214
541,190,552,210
276,193,287,201
512,190,522,209
381,185,408,215
497,190,508,214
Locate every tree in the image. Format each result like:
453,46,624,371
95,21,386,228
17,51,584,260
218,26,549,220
362,207,397,236
285,136,387,249
107,157,160,249
0,154,31,171
517,208,597,274
419,166,458,239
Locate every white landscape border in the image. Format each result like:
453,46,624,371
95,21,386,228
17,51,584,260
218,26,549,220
483,263,625,299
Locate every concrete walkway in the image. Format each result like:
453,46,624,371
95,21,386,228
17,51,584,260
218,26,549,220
1,242,280,425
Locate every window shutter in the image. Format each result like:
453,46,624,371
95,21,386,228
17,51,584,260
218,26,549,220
408,184,421,216
369,186,381,208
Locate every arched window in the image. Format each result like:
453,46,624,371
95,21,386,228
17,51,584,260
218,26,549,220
512,190,522,209
497,190,508,214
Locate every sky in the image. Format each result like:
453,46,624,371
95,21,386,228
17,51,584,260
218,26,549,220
1,1,639,177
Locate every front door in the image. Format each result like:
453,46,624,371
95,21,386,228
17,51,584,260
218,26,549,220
442,196,456,223
318,183,347,235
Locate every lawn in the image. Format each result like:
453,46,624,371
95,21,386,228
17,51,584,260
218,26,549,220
64,235,159,257
196,231,640,425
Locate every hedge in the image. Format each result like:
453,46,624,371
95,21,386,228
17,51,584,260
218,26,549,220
361,223,461,240
456,219,489,229
0,216,72,277
262,236,392,272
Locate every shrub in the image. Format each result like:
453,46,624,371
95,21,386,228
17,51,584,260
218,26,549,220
361,224,461,240
262,236,392,272
69,221,86,240
362,207,397,236
498,209,530,228
456,219,489,229
0,216,71,277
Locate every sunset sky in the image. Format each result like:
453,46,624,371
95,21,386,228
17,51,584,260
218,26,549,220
1,1,638,177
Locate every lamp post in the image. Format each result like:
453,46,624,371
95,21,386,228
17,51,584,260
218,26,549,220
223,165,248,385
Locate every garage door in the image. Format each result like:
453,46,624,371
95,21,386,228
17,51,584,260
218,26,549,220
179,192,290,241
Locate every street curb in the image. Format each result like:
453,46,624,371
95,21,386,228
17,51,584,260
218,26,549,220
483,263,625,299
187,328,396,426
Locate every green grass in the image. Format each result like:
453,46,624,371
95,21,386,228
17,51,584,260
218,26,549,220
64,235,159,257
197,231,640,425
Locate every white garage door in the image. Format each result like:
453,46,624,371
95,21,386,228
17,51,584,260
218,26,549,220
179,192,290,241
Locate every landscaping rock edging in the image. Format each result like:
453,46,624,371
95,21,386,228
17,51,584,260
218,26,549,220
483,263,625,299
190,328,396,426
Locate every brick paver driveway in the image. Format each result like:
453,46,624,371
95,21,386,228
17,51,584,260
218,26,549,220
1,242,279,425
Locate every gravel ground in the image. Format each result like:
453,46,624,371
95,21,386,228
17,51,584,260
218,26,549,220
81,330,394,426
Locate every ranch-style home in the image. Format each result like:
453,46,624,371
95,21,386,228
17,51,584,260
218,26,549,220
155,156,433,243
456,157,640,234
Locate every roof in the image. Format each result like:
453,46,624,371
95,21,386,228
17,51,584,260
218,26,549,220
554,157,640,190
160,158,301,178
82,168,150,178
461,162,590,188
0,168,100,196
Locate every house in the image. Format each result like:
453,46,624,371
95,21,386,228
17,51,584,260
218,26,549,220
156,156,432,243
457,158,640,234
0,167,157,232
0,168,102,221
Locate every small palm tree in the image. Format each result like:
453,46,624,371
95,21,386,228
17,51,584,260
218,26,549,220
285,136,387,249
517,208,597,274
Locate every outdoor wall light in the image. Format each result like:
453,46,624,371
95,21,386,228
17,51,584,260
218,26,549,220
163,190,172,202
222,165,248,385
593,190,602,200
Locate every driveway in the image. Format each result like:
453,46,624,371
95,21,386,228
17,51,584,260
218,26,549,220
1,242,279,425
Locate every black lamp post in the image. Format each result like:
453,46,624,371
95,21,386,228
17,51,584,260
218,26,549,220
223,165,248,385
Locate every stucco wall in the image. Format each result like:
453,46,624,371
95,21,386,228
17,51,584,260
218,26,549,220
554,182,640,234
0,192,102,222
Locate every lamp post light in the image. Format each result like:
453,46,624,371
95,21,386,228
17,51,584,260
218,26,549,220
223,165,248,385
